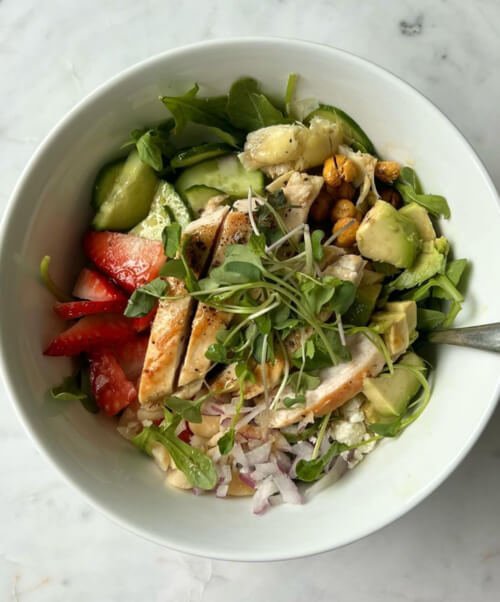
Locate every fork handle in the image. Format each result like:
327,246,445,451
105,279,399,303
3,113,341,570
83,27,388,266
427,322,500,352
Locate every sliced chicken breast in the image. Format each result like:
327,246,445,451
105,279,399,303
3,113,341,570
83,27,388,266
323,254,367,286
269,333,385,427
210,357,284,400
177,208,252,387
138,204,229,404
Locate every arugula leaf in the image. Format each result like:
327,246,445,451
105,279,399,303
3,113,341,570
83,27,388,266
396,182,450,219
50,367,99,414
160,259,187,279
124,277,168,318
217,428,235,455
399,166,423,194
39,256,71,302
295,441,348,482
162,222,182,259
292,329,350,371
161,84,241,147
403,274,463,304
164,396,202,423
331,280,357,314
205,342,228,364
227,77,288,132
417,307,445,331
133,425,217,490
434,259,468,299
209,244,264,285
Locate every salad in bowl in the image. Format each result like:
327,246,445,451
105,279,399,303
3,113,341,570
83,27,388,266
42,75,468,514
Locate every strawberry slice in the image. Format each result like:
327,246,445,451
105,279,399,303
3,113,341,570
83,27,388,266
89,350,137,416
73,267,127,302
54,299,127,320
44,314,137,356
83,231,166,293
129,306,157,333
112,335,149,381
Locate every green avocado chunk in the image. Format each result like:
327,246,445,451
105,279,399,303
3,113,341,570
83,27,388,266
399,203,436,241
363,352,425,419
344,283,382,326
356,200,421,269
388,238,448,291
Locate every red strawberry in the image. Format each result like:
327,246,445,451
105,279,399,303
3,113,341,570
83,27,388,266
83,231,166,293
89,350,137,416
73,268,127,302
44,314,137,356
112,335,149,381
54,299,127,320
129,306,157,333
178,422,193,443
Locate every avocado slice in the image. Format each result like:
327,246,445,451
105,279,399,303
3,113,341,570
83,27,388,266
399,203,436,241
363,352,425,419
388,238,447,291
344,283,382,326
356,200,421,269
371,300,417,356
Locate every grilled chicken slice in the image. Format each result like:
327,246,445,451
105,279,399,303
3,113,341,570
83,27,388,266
281,172,323,232
323,254,366,286
177,208,252,387
138,204,229,404
210,357,284,400
269,333,385,427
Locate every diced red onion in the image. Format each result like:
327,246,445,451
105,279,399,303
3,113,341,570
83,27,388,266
231,443,249,472
273,472,303,505
235,403,267,429
251,461,279,482
203,403,225,416
238,472,256,489
252,476,279,515
297,412,314,433
245,441,272,466
218,464,232,485
273,450,292,474
220,416,232,428
216,483,229,498
192,487,203,496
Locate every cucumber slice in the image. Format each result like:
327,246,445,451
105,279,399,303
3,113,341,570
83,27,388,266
184,185,226,215
305,104,376,155
130,182,173,240
170,143,232,168
92,151,159,231
160,181,192,227
91,158,125,210
175,154,264,203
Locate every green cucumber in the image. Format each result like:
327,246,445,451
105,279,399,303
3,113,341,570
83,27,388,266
91,158,125,210
305,104,376,155
170,143,232,168
92,151,159,231
130,182,173,240
184,185,226,215
159,181,192,227
175,155,264,205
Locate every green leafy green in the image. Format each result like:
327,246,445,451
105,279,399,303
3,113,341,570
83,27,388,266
417,307,445,331
161,84,241,147
227,77,288,132
133,425,217,490
311,230,325,262
50,367,99,414
295,441,348,482
39,256,71,302
287,371,321,393
283,393,306,408
164,396,203,423
285,73,298,116
399,166,423,194
162,222,182,259
126,120,175,171
124,277,168,318
217,428,235,455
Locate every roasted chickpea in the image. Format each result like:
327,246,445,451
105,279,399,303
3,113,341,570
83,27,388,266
328,180,356,201
375,160,400,183
331,199,357,221
333,217,359,248
323,154,357,188
380,186,402,209
309,189,332,222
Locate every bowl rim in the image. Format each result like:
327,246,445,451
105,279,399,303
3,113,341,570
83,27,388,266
1,36,499,561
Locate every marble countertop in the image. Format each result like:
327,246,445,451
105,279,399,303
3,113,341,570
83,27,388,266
1,0,499,600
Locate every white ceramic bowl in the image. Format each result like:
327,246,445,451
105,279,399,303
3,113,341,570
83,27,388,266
1,38,499,561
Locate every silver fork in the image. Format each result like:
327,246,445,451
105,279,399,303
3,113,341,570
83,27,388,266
427,323,500,353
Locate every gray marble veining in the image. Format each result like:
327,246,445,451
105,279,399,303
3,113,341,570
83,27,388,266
0,0,499,600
